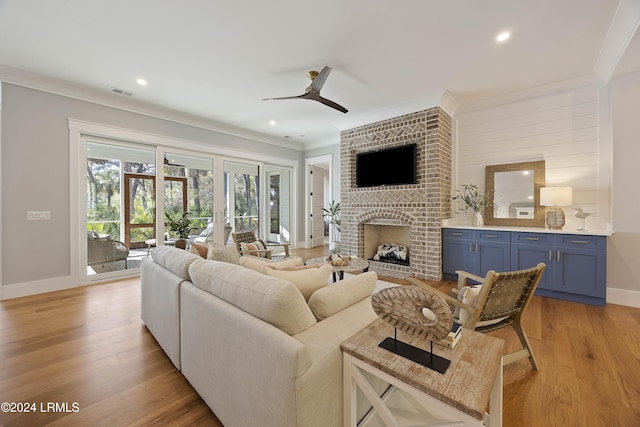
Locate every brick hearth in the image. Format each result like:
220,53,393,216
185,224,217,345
340,107,451,280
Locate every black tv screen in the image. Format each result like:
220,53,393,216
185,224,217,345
356,144,417,187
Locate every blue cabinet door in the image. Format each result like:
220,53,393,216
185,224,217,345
511,243,555,290
555,235,606,300
442,229,473,279
475,230,511,277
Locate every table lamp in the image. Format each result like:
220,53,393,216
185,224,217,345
540,187,572,230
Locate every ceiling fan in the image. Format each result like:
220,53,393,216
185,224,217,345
262,66,348,113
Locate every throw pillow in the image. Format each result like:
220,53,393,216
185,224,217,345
239,255,303,272
189,242,208,258
206,244,241,265
308,271,378,320
262,263,332,301
240,241,267,257
457,285,506,327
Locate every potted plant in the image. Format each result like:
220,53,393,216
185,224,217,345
165,211,194,249
453,184,492,226
323,200,341,254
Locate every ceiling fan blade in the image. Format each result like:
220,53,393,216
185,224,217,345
310,66,331,93
262,94,305,101
311,93,348,113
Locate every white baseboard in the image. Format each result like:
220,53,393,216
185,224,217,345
0,276,78,300
607,287,640,308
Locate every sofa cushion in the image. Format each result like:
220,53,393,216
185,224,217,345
188,259,317,335
207,244,241,265
240,240,267,257
151,246,202,280
189,242,209,258
262,263,332,301
239,255,303,272
308,271,378,320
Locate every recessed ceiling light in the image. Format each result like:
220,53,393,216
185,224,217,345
496,32,510,43
136,78,148,86
269,120,276,126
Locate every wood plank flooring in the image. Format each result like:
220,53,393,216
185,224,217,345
1,246,639,426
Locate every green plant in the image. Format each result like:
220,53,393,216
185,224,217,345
165,211,194,239
323,200,341,236
453,184,492,213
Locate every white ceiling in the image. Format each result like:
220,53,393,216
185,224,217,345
1,0,639,150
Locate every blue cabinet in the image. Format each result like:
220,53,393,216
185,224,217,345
443,228,607,306
511,232,606,306
442,229,510,281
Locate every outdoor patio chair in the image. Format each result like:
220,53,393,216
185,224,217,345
232,230,290,259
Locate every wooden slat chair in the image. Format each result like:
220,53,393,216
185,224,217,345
407,262,546,370
232,230,290,259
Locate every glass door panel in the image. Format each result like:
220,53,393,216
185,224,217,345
266,167,291,243
86,142,155,277
224,161,260,235
165,153,214,242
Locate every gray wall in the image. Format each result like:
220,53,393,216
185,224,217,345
1,83,303,286
609,70,640,294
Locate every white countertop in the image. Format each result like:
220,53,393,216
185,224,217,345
442,221,614,237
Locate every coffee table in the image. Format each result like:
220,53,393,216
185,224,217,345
341,319,504,426
306,256,370,282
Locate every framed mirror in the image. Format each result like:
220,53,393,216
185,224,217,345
484,160,545,227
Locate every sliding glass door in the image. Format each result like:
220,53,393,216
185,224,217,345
86,142,156,276
164,152,214,241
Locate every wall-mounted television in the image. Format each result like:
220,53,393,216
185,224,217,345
356,144,417,188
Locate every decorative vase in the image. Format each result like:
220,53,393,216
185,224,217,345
331,241,341,254
175,239,187,250
473,212,484,227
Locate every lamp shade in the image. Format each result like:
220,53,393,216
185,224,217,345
540,187,572,207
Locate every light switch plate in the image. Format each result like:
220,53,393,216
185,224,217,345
27,211,51,221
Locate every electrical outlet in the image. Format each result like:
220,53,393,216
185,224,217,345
27,211,51,221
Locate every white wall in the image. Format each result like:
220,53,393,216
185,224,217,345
454,85,611,231
607,70,640,302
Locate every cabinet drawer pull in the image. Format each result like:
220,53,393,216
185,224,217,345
485,235,498,238
558,251,561,262
572,240,589,244
452,233,463,236
525,237,540,241
469,244,473,253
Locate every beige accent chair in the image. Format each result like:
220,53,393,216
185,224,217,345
407,262,546,370
232,229,290,259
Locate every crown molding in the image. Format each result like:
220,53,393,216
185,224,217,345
594,0,640,83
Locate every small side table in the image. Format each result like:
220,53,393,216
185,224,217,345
306,256,370,282
144,238,176,256
341,319,504,426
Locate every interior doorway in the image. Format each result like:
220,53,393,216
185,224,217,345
305,155,333,249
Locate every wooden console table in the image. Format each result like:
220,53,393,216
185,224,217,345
341,319,504,426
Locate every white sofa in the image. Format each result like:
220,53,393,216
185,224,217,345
141,246,382,427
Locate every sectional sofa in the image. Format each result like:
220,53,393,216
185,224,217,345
141,246,388,427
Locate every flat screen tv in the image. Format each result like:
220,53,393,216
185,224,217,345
356,144,417,187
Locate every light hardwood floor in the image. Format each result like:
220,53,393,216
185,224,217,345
1,246,639,426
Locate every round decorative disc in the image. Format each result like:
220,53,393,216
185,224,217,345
371,286,453,342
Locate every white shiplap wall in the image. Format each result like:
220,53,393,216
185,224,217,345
453,85,611,231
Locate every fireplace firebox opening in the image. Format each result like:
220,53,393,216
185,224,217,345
363,224,410,266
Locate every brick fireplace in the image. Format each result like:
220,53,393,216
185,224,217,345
340,107,451,280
